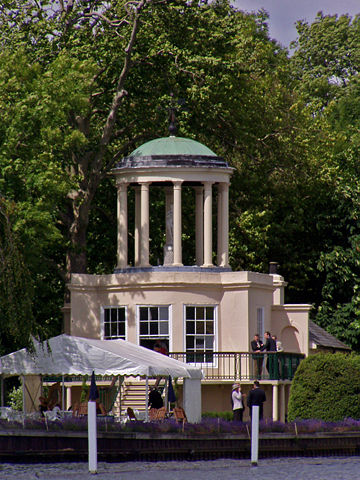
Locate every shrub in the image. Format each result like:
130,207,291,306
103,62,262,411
288,352,360,421
202,411,233,421
8,385,23,411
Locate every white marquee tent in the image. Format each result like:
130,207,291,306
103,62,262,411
0,334,202,422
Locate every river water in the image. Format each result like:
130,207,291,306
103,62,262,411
0,457,359,480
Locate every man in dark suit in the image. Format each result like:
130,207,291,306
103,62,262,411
247,381,266,420
261,331,277,379
250,334,264,379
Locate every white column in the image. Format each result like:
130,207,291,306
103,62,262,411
280,383,286,423
272,383,279,421
140,182,150,267
219,182,229,267
173,181,183,266
134,186,141,267
203,181,213,267
165,187,173,246
195,187,204,266
66,386,71,411
117,183,128,269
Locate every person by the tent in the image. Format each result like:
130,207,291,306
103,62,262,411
149,387,163,409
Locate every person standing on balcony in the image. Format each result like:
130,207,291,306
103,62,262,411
261,331,277,379
231,383,245,422
247,381,266,420
272,334,283,352
251,334,264,379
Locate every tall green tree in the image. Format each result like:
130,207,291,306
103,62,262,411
0,197,36,353
289,12,360,349
0,0,333,351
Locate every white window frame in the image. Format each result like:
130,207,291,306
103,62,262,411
136,304,172,351
100,306,127,340
183,304,218,366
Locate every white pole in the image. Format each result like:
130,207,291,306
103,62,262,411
88,401,97,474
61,375,65,411
145,376,149,422
251,405,260,466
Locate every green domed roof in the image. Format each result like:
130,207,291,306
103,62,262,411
130,136,217,157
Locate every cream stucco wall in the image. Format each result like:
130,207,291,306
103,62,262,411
271,304,311,355
68,269,309,355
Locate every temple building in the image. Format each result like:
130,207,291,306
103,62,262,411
65,131,316,420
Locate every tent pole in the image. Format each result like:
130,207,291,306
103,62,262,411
62,375,65,410
145,376,149,422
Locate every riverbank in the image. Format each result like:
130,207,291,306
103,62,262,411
1,429,360,462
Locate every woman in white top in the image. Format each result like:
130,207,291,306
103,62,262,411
231,383,245,422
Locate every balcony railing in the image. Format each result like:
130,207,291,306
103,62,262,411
169,351,305,381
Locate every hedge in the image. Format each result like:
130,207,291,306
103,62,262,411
288,352,360,422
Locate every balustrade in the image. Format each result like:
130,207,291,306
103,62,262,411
169,351,304,381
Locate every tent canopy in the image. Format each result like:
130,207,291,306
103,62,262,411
0,334,202,379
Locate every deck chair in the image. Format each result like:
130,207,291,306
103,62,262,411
173,406,187,424
72,401,88,417
73,400,107,417
148,408,158,421
99,376,121,414
46,382,62,410
127,407,137,421
155,406,167,421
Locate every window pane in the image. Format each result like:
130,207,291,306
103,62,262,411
150,321,158,335
206,307,214,320
186,306,195,320
118,308,126,321
186,337,194,349
140,322,148,335
186,321,195,334
196,321,205,334
159,322,168,334
205,336,213,348
205,352,213,362
104,323,110,338
104,309,110,323
195,337,205,349
140,308,148,321
119,322,125,336
111,309,117,323
186,353,195,363
205,321,213,334
195,352,205,362
150,307,158,320
110,322,116,337
159,307,168,320
196,307,205,320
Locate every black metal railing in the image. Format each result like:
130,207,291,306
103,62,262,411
169,351,304,381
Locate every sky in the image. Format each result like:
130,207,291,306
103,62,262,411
234,0,360,48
